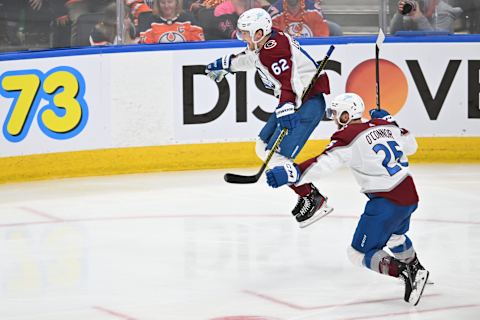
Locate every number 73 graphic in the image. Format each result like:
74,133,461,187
0,66,89,142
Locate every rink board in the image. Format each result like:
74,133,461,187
0,36,480,183
1,137,479,184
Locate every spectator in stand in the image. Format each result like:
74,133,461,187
197,0,270,40
269,0,342,37
89,2,118,45
49,0,72,48
0,0,27,47
389,0,462,34
450,0,480,34
22,0,52,47
184,0,201,13
137,0,204,43
0,0,72,50
66,0,113,46
90,2,140,45
126,0,153,28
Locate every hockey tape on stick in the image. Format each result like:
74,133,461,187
376,28,385,110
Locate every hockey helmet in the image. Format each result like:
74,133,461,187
327,93,365,126
236,8,272,43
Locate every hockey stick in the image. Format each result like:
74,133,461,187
224,45,335,184
375,29,385,110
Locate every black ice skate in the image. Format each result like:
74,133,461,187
398,258,430,306
410,255,434,285
295,185,333,228
291,196,304,216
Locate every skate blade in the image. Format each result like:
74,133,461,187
410,270,429,306
298,207,334,228
398,277,434,285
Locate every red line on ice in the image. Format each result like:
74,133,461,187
18,206,63,221
92,306,138,320
242,290,440,310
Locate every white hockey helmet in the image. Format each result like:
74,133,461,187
327,93,365,126
236,8,272,43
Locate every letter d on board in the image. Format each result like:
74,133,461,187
183,65,229,124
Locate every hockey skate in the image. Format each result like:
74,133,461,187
291,196,304,216
396,255,434,286
399,257,430,306
294,185,333,228
410,255,434,284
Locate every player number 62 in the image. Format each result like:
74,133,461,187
271,59,290,75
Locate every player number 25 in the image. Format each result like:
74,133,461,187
271,59,289,75
372,141,409,176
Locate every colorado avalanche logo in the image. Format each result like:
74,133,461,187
286,23,313,37
159,32,187,43
264,40,277,49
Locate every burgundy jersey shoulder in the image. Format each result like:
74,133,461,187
370,118,392,126
259,29,297,104
258,29,292,63
325,120,393,151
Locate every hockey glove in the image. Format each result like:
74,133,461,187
369,108,396,123
266,163,300,188
205,54,233,82
275,102,299,130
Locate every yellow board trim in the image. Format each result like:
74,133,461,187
1,137,479,184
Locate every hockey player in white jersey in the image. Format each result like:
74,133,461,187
265,93,430,306
205,8,332,218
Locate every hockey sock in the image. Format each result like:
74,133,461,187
289,183,312,197
290,156,323,197
388,235,416,263
366,250,403,278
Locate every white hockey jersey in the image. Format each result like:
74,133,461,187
297,119,419,205
229,28,329,107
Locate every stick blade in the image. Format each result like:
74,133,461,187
224,173,260,184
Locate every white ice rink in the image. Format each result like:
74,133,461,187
0,164,479,320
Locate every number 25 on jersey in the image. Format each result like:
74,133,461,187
373,141,409,176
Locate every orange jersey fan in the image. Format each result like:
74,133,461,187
273,9,329,37
140,21,205,43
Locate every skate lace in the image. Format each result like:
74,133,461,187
410,259,424,272
299,198,312,215
293,197,303,211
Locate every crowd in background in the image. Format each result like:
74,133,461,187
0,0,479,52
